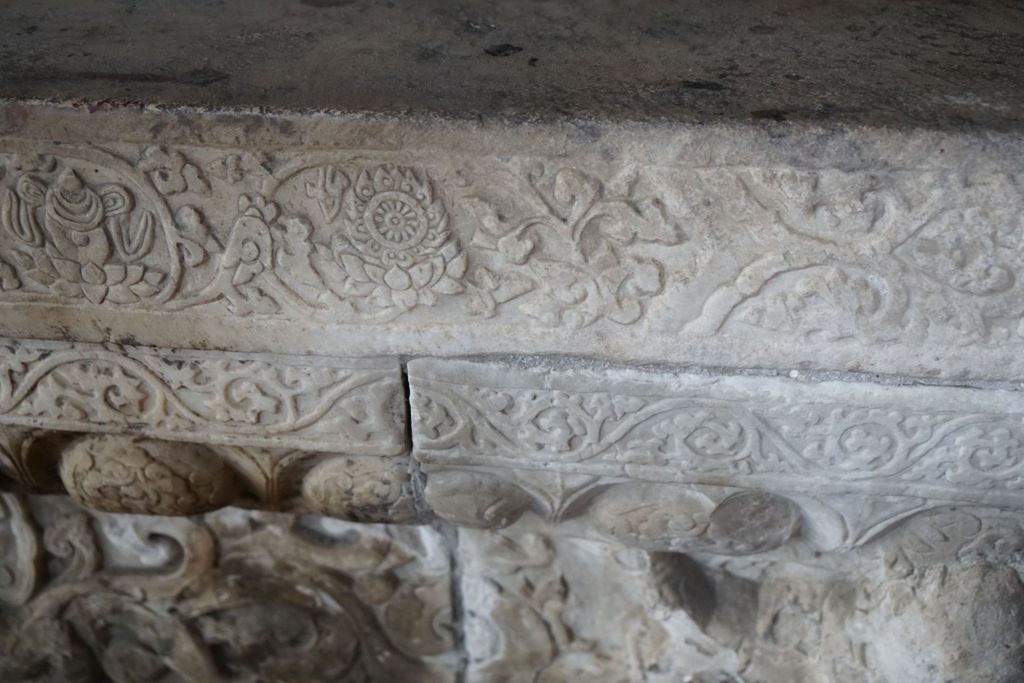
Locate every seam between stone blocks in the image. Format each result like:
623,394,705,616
401,359,469,681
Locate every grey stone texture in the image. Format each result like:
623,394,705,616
1,0,1023,680
0,0,1021,129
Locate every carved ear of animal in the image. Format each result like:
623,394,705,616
97,184,133,216
14,173,46,205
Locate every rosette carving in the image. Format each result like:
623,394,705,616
330,164,466,311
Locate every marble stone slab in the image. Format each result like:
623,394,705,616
409,357,1024,557
409,357,1024,506
0,107,1023,380
1,0,1020,129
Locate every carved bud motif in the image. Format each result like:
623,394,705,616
301,455,420,523
424,469,533,529
707,490,802,553
58,435,241,515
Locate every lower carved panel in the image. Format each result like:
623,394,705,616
409,358,1024,505
457,520,735,682
0,493,458,682
2,493,1022,682
458,515,1024,683
409,358,1024,559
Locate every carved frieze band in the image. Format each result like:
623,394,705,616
408,359,1024,505
1,142,1023,376
0,338,406,452
2,347,1024,559
408,358,1024,556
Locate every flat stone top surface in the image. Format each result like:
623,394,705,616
0,0,1022,129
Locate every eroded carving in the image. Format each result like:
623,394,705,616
0,495,458,682
301,455,422,523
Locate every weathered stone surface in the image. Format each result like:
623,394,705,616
865,563,1024,683
456,515,1024,683
0,0,1020,129
2,491,1023,683
59,435,243,515
1,0,1022,679
457,518,736,681
1,427,428,521
0,493,459,682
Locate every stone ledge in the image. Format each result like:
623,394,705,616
1,0,1021,129
2,342,1021,564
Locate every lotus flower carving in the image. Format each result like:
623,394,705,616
1,165,165,304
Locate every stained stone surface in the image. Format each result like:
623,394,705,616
1,0,1024,680
3,496,1023,683
0,0,1022,129
0,339,407,452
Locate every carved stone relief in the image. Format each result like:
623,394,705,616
456,513,1024,683
0,427,426,524
0,494,458,683
2,346,1024,564
3,490,1023,683
0,18,1021,680
1,133,1022,379
0,338,406,452
457,520,738,682
409,357,1024,559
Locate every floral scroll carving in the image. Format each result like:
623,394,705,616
463,166,683,327
3,141,1023,374
1,141,1024,384
407,357,1024,557
702,170,1024,348
0,148,690,329
0,338,406,452
408,359,1024,503
0,150,475,321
